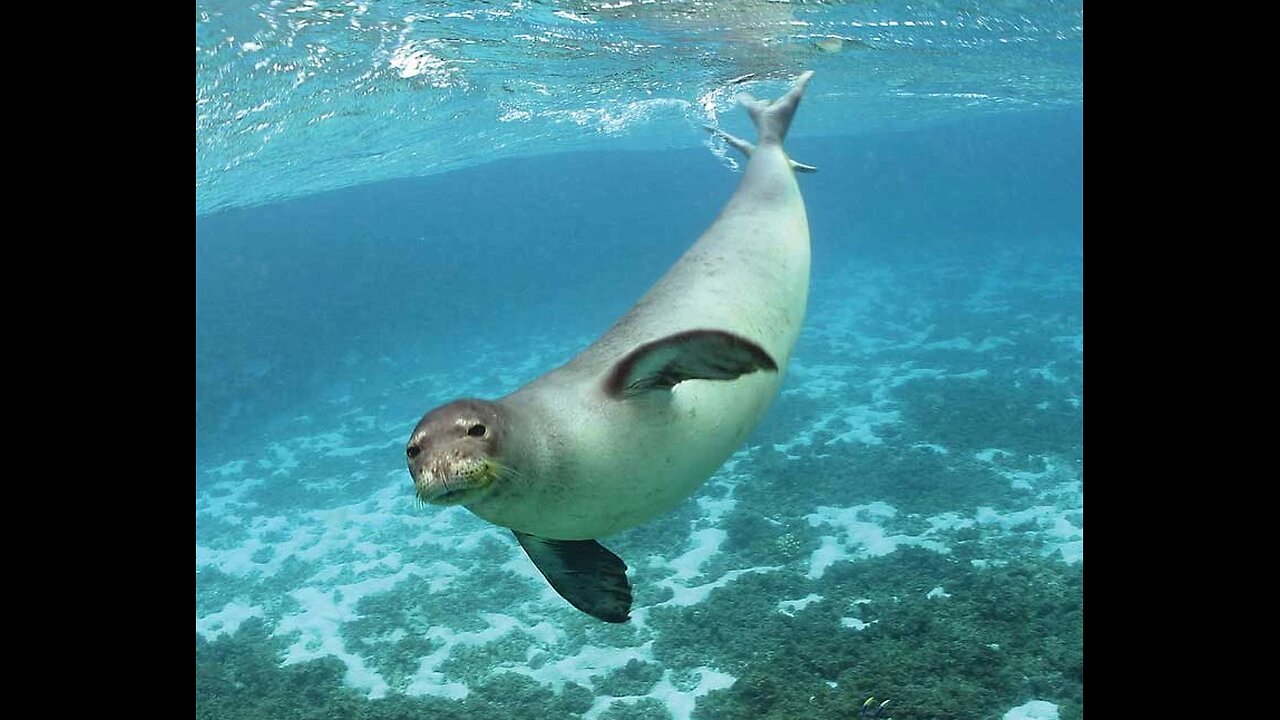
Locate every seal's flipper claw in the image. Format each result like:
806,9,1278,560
513,530,632,623
605,329,778,399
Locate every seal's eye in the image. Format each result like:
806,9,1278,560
406,445,421,459
468,424,487,438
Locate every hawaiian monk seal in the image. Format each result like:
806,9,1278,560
407,71,816,622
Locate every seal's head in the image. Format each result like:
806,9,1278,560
406,398,512,506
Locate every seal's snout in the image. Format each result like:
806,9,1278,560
406,398,506,507
412,454,493,506
405,438,429,485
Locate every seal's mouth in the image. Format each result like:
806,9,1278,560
413,459,497,506
420,485,485,506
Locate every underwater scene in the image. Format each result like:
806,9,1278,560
196,2,1083,719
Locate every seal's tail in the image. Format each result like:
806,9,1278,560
740,70,814,146
705,71,816,173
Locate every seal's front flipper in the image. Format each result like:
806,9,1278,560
513,530,632,623
605,329,779,399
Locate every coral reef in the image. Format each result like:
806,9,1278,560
196,243,1083,720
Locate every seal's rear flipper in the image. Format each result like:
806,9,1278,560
605,329,778,399
739,70,814,147
703,71,816,170
513,530,632,623
705,126,817,173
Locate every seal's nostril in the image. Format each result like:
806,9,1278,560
407,445,421,459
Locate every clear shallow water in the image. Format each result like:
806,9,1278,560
196,0,1083,214
196,3,1083,719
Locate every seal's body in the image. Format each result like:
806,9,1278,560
407,72,816,622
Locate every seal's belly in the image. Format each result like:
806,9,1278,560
540,370,782,539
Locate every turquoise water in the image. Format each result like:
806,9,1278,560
196,2,1083,719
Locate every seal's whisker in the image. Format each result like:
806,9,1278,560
488,459,523,482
